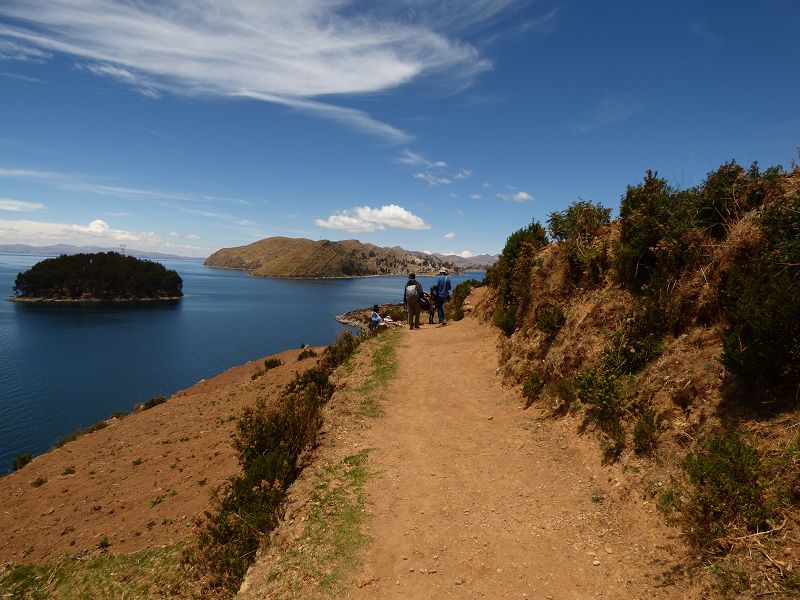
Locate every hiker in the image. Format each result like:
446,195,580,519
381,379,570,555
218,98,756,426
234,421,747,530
435,267,452,326
369,304,384,331
403,272,423,329
427,285,439,324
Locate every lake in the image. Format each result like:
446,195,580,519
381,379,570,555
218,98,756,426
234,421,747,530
0,254,482,472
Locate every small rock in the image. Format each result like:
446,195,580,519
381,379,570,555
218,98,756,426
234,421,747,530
593,560,601,566
455,579,464,585
487,416,494,420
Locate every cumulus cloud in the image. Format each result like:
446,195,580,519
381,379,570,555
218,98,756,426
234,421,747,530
0,198,43,212
469,193,482,200
315,204,430,232
0,0,517,142
0,217,208,256
444,231,455,239
453,169,472,180
497,190,533,202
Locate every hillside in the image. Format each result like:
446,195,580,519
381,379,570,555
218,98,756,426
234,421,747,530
205,237,460,278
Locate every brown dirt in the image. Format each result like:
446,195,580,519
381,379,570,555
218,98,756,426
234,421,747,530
242,288,703,599
0,346,321,566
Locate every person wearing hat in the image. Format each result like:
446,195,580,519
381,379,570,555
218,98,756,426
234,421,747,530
369,304,384,331
435,267,452,326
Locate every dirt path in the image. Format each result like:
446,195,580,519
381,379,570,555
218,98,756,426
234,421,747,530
344,314,693,599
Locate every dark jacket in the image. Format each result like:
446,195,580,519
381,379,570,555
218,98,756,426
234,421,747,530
403,278,423,305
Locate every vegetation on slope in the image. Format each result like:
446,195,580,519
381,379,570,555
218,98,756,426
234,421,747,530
485,160,800,596
204,236,459,278
12,252,183,301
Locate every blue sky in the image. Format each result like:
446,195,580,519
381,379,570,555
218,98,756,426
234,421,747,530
0,1,797,258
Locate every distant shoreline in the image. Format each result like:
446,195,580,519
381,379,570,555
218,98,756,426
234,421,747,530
9,295,182,303
204,264,483,280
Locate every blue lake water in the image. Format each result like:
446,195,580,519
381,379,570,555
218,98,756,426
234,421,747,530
0,253,481,472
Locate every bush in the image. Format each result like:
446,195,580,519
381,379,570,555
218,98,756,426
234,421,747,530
521,370,545,407
683,435,769,546
143,396,167,410
603,303,664,374
575,368,625,445
548,200,612,284
12,453,32,471
554,378,577,405
298,348,317,360
263,357,282,370
720,192,800,389
321,331,360,370
486,220,548,308
493,307,516,336
536,303,565,336
451,279,482,321
632,409,661,454
54,421,108,448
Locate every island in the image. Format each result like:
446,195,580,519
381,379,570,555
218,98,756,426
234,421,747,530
204,236,461,278
10,252,183,302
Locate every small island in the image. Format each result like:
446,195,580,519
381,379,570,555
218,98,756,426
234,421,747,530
10,252,183,302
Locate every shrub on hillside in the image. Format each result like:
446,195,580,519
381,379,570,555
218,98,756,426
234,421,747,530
699,161,783,239
603,303,664,374
536,303,565,336
263,357,282,370
297,347,317,360
547,200,612,285
321,330,360,370
632,409,661,454
683,435,770,546
575,368,625,446
720,192,800,389
486,220,548,309
521,370,545,407
493,307,516,336
451,279,482,321
12,453,32,472
143,396,167,410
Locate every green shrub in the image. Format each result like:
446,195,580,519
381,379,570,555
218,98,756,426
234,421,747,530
12,453,32,471
298,348,318,360
632,409,661,454
683,434,769,546
554,377,577,405
263,357,282,370
699,161,783,239
54,421,108,448
720,192,800,389
603,303,664,374
321,330,360,370
521,370,545,407
493,307,516,336
536,303,565,336
486,220,548,308
31,477,47,488
143,396,167,410
575,368,625,445
451,279,482,321
547,200,612,284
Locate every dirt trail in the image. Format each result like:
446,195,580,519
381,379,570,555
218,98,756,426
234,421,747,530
343,313,693,599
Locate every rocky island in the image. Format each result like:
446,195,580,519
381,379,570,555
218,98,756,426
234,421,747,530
204,236,460,278
11,252,183,302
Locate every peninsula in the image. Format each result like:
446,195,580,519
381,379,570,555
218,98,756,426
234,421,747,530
204,236,460,278
11,252,183,302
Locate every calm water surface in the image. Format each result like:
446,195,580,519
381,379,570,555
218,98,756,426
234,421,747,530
0,254,481,471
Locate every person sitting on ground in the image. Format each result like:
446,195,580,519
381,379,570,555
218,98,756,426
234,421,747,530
403,273,423,329
369,304,384,331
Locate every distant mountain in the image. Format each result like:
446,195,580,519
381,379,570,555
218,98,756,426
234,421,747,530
0,244,195,261
392,247,498,270
205,237,461,278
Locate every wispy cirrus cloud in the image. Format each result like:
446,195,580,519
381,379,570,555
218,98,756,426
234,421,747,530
315,204,430,232
688,21,724,44
414,172,452,186
570,93,643,134
0,198,43,212
0,71,44,83
395,149,448,168
0,1,518,143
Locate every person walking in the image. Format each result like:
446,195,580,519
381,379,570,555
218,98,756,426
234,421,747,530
435,267,452,326
403,273,423,329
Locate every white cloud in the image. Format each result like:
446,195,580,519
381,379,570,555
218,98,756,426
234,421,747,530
469,193,482,200
497,190,533,202
482,181,492,188
449,192,458,198
453,169,472,180
395,149,448,168
454,209,464,216
315,204,430,232
457,250,473,258
0,0,513,142
0,71,44,83
0,217,209,256
414,172,452,186
0,198,43,212
444,232,456,239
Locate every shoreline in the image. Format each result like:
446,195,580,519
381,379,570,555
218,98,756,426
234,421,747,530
202,263,472,279
9,295,183,303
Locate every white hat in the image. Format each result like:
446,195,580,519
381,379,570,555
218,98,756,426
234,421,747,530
439,267,448,274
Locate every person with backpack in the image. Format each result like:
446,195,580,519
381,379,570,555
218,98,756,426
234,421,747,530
403,272,423,329
435,267,452,326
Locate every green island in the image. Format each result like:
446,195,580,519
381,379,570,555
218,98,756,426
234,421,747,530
10,252,183,302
